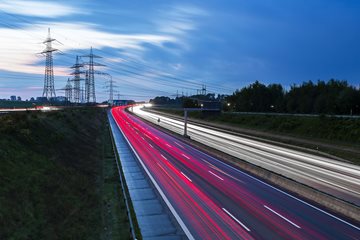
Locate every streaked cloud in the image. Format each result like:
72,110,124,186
0,0,82,18
0,22,175,76
153,5,207,55
156,5,208,36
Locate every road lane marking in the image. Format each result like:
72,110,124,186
264,205,301,229
209,171,224,181
161,154,168,160
190,147,360,231
175,142,184,148
122,108,360,232
182,154,190,160
181,172,192,182
222,208,250,232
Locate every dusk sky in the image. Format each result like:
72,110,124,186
0,0,359,101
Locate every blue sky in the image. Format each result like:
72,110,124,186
0,0,359,101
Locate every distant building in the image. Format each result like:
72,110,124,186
10,95,16,101
51,96,67,102
17,96,21,101
113,99,135,106
202,101,221,110
36,97,48,102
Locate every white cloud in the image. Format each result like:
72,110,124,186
0,0,82,18
26,86,42,90
170,63,183,71
154,5,208,52
155,5,207,36
0,22,175,76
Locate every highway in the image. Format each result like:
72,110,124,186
112,106,360,240
131,106,360,206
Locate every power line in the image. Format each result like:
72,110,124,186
0,12,234,99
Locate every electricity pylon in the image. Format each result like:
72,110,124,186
42,28,58,99
65,78,72,102
70,56,84,103
82,47,104,103
103,74,116,105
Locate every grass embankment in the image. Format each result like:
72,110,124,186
0,108,136,239
152,108,360,163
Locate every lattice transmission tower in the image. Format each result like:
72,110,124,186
42,28,58,99
70,56,84,103
102,73,116,105
82,47,104,103
65,78,72,102
109,75,114,105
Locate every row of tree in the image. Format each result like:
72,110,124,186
150,79,360,115
226,79,360,115
150,93,226,108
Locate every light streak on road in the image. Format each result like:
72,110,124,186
182,153,190,160
132,106,360,205
112,106,360,239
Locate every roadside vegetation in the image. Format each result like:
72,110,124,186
226,79,360,115
149,79,360,163
0,108,135,239
151,79,360,115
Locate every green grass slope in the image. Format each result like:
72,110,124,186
0,108,132,239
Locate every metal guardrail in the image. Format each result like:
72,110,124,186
148,106,360,119
225,111,360,119
108,115,137,240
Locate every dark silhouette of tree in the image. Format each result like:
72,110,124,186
151,79,360,115
227,79,360,115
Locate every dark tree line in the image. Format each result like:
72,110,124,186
226,80,360,115
150,93,226,108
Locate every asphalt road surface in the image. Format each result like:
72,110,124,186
131,106,360,206
112,106,359,240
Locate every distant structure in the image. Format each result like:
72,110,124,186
41,28,58,99
80,86,85,103
109,76,114,105
65,78,72,102
201,84,207,95
113,99,135,106
70,56,84,103
104,74,116,105
82,47,104,103
196,85,207,95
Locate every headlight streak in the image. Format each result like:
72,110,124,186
111,106,360,240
